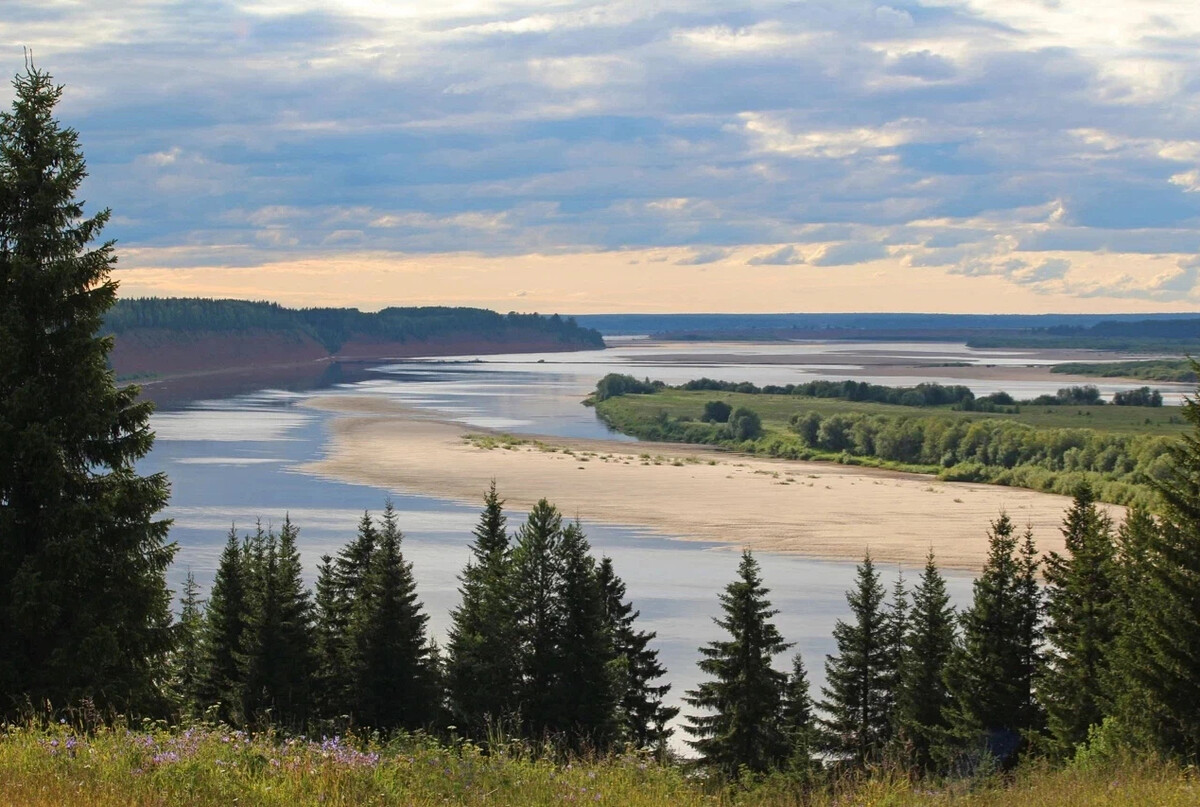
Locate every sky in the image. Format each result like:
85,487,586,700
5,0,1200,314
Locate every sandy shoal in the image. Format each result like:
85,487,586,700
299,396,1124,571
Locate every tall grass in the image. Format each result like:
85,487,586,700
1,723,1195,806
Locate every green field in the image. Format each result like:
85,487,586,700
1,723,1196,807
594,389,1184,505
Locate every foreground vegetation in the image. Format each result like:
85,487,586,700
592,380,1185,504
1,723,1197,806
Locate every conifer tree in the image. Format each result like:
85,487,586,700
348,502,432,731
312,554,344,720
880,571,909,746
1128,383,1200,759
171,571,206,717
312,511,378,719
819,554,890,765
447,483,520,738
1040,484,1118,755
598,557,677,752
894,550,955,773
510,499,566,740
943,514,1043,764
553,521,619,751
781,651,817,774
198,528,249,723
0,64,175,717
685,550,791,779
1107,507,1166,750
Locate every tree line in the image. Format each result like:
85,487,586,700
170,487,676,755
105,298,606,353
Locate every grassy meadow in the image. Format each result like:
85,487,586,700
0,723,1196,807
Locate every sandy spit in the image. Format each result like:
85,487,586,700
299,396,1126,571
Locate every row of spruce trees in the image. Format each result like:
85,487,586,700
684,439,1200,779
170,485,676,755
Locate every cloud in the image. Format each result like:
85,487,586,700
4,0,1200,305
809,241,890,266
748,244,804,265
675,247,731,265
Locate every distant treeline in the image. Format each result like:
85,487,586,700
596,374,1161,409
1053,360,1197,383
968,318,1200,351
105,298,605,353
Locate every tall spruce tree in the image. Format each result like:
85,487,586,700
781,651,817,774
894,550,955,773
1130,381,1200,759
510,499,566,740
0,64,175,717
1108,507,1167,751
312,511,379,719
446,483,520,738
1040,484,1118,755
198,528,249,723
685,550,791,779
880,570,909,747
597,556,677,752
348,502,433,731
819,554,891,765
552,521,619,752
943,514,1043,765
171,571,206,717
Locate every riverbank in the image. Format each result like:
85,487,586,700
299,396,1119,570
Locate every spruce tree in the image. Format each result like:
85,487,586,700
894,550,955,773
685,550,791,779
943,514,1043,765
1040,484,1118,755
553,521,619,752
446,483,520,738
510,499,566,740
598,556,677,752
0,64,175,717
880,570,909,747
198,528,250,723
348,502,432,731
1129,383,1200,759
171,571,206,717
781,651,817,774
819,554,890,765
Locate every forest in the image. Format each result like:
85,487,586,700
105,297,606,353
8,63,1200,805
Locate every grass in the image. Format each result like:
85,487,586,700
0,723,1196,806
606,389,1190,437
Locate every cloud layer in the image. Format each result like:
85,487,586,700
5,1,1200,310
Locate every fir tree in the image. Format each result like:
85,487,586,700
552,521,619,752
171,571,206,717
348,502,432,731
685,550,791,779
0,64,175,718
446,483,520,738
819,554,890,765
880,570,909,747
943,514,1043,765
1040,484,1118,755
312,554,344,721
510,499,566,740
1130,382,1200,759
894,550,956,773
197,528,249,723
781,651,817,774
598,556,677,753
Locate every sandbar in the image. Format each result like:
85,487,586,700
298,396,1128,571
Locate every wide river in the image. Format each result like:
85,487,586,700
142,339,1186,740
